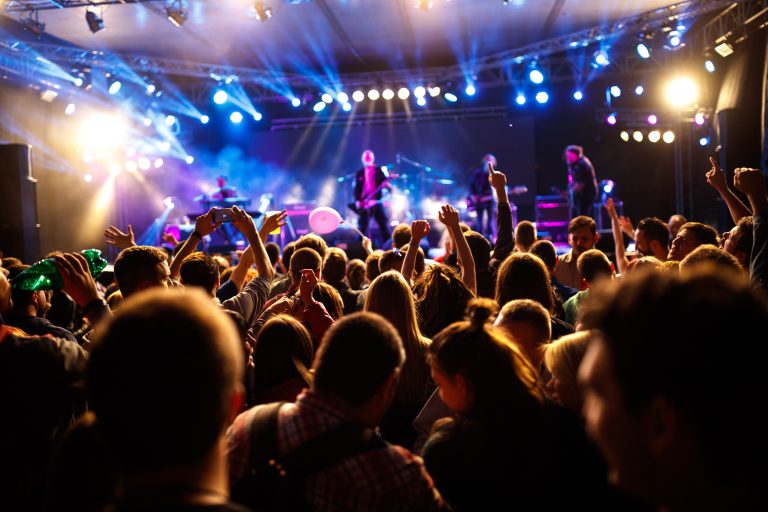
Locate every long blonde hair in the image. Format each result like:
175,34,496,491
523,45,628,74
364,271,431,407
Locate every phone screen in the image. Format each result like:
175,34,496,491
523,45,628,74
213,208,235,223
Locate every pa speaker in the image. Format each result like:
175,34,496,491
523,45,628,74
0,144,40,263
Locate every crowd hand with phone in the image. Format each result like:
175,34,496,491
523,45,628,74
706,157,753,223
104,225,136,251
195,209,222,238
299,269,319,307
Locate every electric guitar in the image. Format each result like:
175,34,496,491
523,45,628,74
467,186,528,212
348,174,399,214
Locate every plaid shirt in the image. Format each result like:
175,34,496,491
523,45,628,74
227,389,447,512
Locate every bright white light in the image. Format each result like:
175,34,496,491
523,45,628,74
465,84,476,96
704,60,715,73
322,93,333,103
337,92,349,104
635,85,644,95
391,192,408,214
213,90,228,104
529,69,544,84
428,86,441,97
291,97,302,107
663,130,676,143
163,197,175,210
414,86,426,98
647,114,658,125
253,112,263,121
666,77,698,106
648,130,661,143
382,89,395,100
154,158,164,168
126,147,136,157
669,35,681,47
200,115,209,124
138,157,151,170
352,91,364,102
125,160,137,173
573,90,583,101
313,101,326,112
158,141,171,152
606,113,617,125
444,92,458,103
694,113,706,126
108,80,122,95
185,155,194,164
515,94,526,105
80,115,128,154
416,97,426,106
65,103,76,115
699,137,710,146
230,111,243,123
620,131,630,142
637,43,651,59
610,85,621,97
143,117,152,127
535,91,549,104
342,103,352,112
109,163,122,176
594,50,609,67
632,131,644,142
83,174,92,183
165,115,176,126
368,89,380,100
74,77,83,87
146,84,156,94
398,87,410,99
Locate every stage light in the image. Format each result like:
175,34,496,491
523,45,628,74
138,157,151,170
428,86,441,97
636,43,651,59
166,4,187,27
109,163,122,176
635,85,644,95
606,113,617,125
213,89,228,104
163,197,175,210
416,97,426,106
632,131,643,142
74,77,84,87
21,16,46,37
65,103,76,116
368,89,380,101
85,10,105,33
81,115,128,153
165,115,177,126
714,42,734,58
322,93,333,104
667,32,682,48
108,79,122,95
336,92,348,104
648,130,661,143
573,90,583,101
254,1,272,22
200,115,209,124
465,84,476,96
342,103,352,112
647,114,658,125
515,93,526,105
352,90,364,102
529,68,544,85
185,156,194,164
415,0,432,11
143,117,152,127
666,77,698,106
84,174,93,183
125,160,137,173
230,111,243,123
602,180,615,194
704,60,715,73
699,137,710,146
620,131,630,142
593,50,609,67
158,141,171,152
154,158,164,168
414,86,426,98
313,101,326,112
444,92,458,103
663,130,675,143
694,113,706,126
398,87,410,99
291,97,302,107
382,89,395,100
535,91,549,104
253,112,263,121
126,147,136,157
610,85,621,98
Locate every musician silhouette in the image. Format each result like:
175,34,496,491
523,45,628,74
468,153,497,236
353,149,391,247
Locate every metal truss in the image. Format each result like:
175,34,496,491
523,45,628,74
1,1,165,12
693,0,768,53
594,107,716,129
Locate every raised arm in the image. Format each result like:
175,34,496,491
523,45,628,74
439,205,476,295
104,224,136,251
733,167,768,291
706,156,752,223
605,198,629,275
170,209,219,280
232,206,273,281
402,220,430,284
489,164,514,261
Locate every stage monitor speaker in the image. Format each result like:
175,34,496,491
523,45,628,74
535,195,569,244
0,144,40,263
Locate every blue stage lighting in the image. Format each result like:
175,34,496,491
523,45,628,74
414,86,426,98
704,60,715,73
352,91,364,102
108,80,122,95
313,101,326,112
636,43,651,59
74,77,83,87
200,115,209,124
230,111,243,123
253,112,263,121
342,103,352,112
610,85,621,98
213,89,228,104
185,156,194,164
699,137,709,146
291,97,301,107
573,90,583,101
515,93,526,105
535,91,549,104
322,93,333,104
146,84,156,94
337,92,349,104
444,92,458,103
529,68,544,84
165,115,176,126
593,50,609,67
465,84,476,96
416,97,426,106
635,85,644,95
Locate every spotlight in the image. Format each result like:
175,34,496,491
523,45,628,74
65,103,76,116
592,50,610,67
253,112,263,121
336,92,349,104
601,180,615,194
126,147,136,157
185,156,194,164
213,89,228,104
529,68,544,85
166,3,187,27
428,86,441,97
636,43,651,59
465,84,476,96
165,115,177,126
398,87,410,100
609,85,621,98
382,89,395,100
230,111,243,123
635,85,644,95
352,91,365,102
125,160,137,173
84,174,93,183
342,103,352,112
138,157,151,170
21,16,46,37
620,131,630,142
414,86,426,98
200,115,210,124
322,93,333,104
573,90,583,101
85,11,105,33
254,1,272,22
632,131,644,142
146,84,156,94
313,101,326,112
648,130,661,143
663,130,676,143
666,77,698,106
74,77,84,87
415,0,433,10
535,91,549,104
368,89,380,101
163,197,175,210
704,60,715,73
143,117,152,127
108,79,122,95
444,92,458,103
667,31,682,48
647,114,658,125
606,113,617,125
154,158,164,169
515,93,526,105
699,137,710,146
291,97,302,107
714,42,734,58
109,163,122,176
416,97,426,107
158,141,171,152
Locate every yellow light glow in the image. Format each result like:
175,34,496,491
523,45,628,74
666,77,698,106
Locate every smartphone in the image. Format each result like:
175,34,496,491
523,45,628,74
265,211,281,235
212,208,235,223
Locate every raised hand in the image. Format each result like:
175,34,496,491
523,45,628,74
299,268,318,305
438,204,461,228
104,225,136,250
604,197,617,218
261,209,288,235
705,156,728,192
618,216,635,237
195,209,220,237
161,232,179,246
50,252,100,308
488,163,507,190
733,167,767,198
231,206,258,239
361,236,373,255
411,220,430,241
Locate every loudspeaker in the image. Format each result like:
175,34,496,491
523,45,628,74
0,144,40,262
535,195,569,244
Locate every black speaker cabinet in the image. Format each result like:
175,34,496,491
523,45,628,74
0,144,40,263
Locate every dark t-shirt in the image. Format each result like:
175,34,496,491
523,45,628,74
2,312,78,343
571,156,597,197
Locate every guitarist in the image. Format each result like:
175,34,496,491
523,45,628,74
564,145,598,218
353,149,391,247
468,153,497,236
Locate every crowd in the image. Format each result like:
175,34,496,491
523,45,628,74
1,160,767,511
